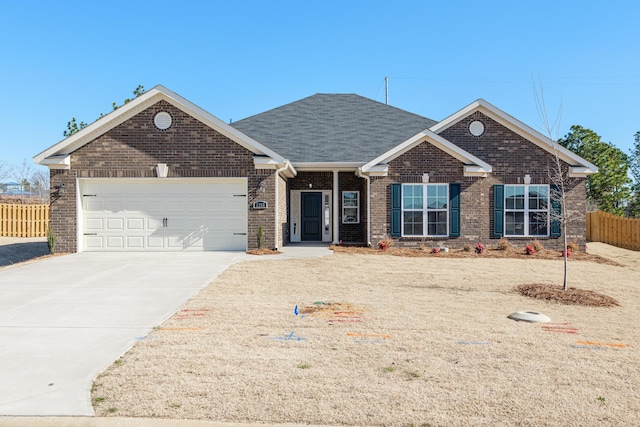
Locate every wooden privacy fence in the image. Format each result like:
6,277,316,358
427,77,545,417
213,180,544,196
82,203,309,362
0,204,50,238
586,210,640,251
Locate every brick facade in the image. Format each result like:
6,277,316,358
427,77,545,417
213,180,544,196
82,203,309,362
45,96,589,253
369,113,587,250
49,100,277,252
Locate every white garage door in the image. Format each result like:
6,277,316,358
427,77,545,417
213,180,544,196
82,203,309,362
80,178,247,251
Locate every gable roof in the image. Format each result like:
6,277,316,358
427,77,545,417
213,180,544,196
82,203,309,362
230,94,437,166
34,85,287,168
430,99,598,177
360,128,492,177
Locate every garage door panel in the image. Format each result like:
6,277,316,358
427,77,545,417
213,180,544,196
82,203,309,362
106,236,124,249
126,236,145,249
106,218,124,230
81,179,247,251
126,218,145,230
86,218,104,231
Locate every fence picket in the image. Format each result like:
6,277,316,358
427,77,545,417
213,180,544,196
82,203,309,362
0,204,50,238
586,210,640,251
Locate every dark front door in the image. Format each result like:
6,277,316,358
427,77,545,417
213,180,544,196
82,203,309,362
301,192,322,241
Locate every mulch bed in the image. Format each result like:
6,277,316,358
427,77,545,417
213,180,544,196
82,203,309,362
516,283,620,307
330,245,623,266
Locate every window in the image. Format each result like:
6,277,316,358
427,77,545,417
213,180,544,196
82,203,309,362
401,184,448,236
504,185,549,236
342,191,359,223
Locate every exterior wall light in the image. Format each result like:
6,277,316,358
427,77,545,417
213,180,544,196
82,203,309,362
258,180,265,193
55,181,66,195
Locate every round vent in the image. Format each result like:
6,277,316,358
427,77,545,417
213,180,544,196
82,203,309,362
154,112,172,130
469,120,485,137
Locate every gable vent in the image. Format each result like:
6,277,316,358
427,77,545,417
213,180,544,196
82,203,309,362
154,112,172,130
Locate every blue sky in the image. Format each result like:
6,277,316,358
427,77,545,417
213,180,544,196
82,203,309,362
1,0,639,175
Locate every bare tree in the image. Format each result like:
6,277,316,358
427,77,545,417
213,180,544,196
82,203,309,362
30,169,50,202
0,160,12,183
533,78,581,291
12,159,33,194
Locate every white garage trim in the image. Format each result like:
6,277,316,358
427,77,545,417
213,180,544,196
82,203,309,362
78,178,248,252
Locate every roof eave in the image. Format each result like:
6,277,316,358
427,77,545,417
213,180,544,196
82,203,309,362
431,99,597,172
292,162,364,171
34,85,287,165
360,129,492,175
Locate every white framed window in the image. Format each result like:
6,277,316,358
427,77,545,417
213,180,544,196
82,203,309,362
342,191,360,223
402,184,448,236
504,185,549,236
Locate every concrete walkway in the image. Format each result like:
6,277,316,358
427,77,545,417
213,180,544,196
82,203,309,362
0,241,332,418
0,251,258,416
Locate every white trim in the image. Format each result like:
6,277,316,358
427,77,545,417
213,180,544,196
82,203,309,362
333,171,339,243
254,157,296,178
289,189,332,243
503,184,550,237
360,129,492,177
341,190,360,224
39,155,71,169
293,162,363,171
34,85,288,166
431,99,598,175
400,183,449,237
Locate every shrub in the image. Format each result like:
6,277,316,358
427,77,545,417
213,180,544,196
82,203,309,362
257,225,264,249
474,243,486,255
525,244,536,255
562,249,572,258
463,244,472,252
431,247,440,254
532,239,544,252
378,237,394,251
567,241,579,252
46,226,56,254
496,238,510,251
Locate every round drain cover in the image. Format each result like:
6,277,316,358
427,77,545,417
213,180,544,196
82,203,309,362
508,311,551,323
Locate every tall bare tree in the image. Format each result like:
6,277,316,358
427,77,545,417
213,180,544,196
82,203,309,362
12,159,33,194
30,169,50,201
533,79,581,291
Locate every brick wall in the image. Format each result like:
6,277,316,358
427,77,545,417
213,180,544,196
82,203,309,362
369,113,588,250
49,100,276,252
338,172,366,243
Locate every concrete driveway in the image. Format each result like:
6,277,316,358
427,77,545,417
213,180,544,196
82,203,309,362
0,251,255,416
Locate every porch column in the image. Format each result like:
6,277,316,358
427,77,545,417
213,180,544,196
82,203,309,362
333,170,339,244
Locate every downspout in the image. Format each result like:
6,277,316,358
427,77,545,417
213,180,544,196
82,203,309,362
273,160,290,250
356,168,372,247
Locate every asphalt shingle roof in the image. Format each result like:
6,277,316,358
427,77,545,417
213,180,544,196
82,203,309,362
230,94,437,164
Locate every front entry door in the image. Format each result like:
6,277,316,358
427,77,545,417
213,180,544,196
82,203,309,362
301,192,322,241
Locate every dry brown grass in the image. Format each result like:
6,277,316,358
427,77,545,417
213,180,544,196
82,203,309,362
92,243,640,426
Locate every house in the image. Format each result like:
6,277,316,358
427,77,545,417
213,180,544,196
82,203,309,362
34,85,597,253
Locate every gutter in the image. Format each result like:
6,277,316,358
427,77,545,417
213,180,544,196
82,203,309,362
355,168,372,247
273,160,291,250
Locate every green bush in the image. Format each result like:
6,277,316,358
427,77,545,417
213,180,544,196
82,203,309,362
257,225,264,249
47,226,56,254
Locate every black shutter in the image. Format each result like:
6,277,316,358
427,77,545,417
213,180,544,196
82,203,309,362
449,183,461,237
390,183,401,237
493,185,504,237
